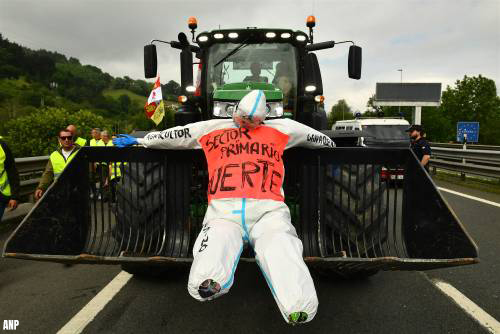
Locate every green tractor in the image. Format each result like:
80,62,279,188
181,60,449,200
3,18,477,279
144,17,361,130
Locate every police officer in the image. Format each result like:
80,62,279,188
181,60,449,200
0,138,20,219
406,125,431,172
35,129,81,200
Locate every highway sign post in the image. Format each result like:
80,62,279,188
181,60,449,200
457,122,480,143
457,121,479,180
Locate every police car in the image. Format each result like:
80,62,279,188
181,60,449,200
332,117,410,181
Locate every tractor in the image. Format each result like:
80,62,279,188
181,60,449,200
3,17,477,279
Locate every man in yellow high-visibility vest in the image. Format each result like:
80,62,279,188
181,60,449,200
89,128,101,199
35,129,81,200
0,138,20,219
97,131,113,147
66,124,87,147
90,128,101,146
97,130,121,201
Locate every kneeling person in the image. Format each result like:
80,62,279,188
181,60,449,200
114,91,335,324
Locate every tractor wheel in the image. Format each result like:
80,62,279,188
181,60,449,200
112,162,165,253
323,164,388,259
112,160,194,259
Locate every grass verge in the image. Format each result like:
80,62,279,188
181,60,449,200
432,169,500,195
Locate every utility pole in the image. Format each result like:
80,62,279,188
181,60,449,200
397,69,403,115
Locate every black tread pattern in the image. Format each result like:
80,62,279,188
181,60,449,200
113,162,166,255
324,164,388,258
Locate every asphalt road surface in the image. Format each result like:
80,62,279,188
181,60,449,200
0,180,499,333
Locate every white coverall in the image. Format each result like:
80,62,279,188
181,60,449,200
138,117,335,323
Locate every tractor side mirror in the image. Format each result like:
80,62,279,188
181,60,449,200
303,53,323,95
144,44,157,79
180,49,194,93
348,45,362,80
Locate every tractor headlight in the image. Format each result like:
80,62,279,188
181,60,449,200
213,101,238,117
197,35,209,43
296,34,307,42
266,102,284,117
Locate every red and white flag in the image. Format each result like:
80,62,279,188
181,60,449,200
145,76,165,125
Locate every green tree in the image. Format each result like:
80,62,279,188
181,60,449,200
118,94,131,114
419,106,453,142
4,107,110,157
164,104,176,128
365,94,413,121
328,99,353,128
162,80,180,97
441,75,500,145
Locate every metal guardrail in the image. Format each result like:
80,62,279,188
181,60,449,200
15,156,48,198
430,142,500,151
430,147,500,179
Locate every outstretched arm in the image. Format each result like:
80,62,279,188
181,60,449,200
114,120,230,150
271,118,335,149
137,122,203,149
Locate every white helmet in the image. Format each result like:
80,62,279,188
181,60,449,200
233,90,267,129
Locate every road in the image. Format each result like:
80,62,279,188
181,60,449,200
0,180,499,333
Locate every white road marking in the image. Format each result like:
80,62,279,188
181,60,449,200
57,271,133,334
430,278,500,334
438,187,500,208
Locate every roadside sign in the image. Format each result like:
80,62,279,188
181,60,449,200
457,122,479,143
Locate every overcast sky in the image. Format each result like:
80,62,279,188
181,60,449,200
1,0,498,112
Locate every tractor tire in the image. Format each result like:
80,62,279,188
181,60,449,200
113,159,194,259
112,162,165,254
324,164,388,259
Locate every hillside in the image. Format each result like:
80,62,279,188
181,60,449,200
0,33,181,138
103,88,147,106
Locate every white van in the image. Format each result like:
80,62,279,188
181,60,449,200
332,118,410,148
332,117,411,181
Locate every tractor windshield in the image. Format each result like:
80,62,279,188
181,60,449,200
207,43,297,111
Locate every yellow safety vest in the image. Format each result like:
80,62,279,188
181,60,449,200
97,140,122,179
110,162,122,180
0,144,11,197
97,140,114,147
75,137,87,147
90,138,101,146
50,149,79,178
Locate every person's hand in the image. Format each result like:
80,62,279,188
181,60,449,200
113,134,138,148
34,189,44,201
7,199,18,211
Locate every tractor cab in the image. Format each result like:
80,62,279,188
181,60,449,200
143,18,362,129
199,28,304,120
